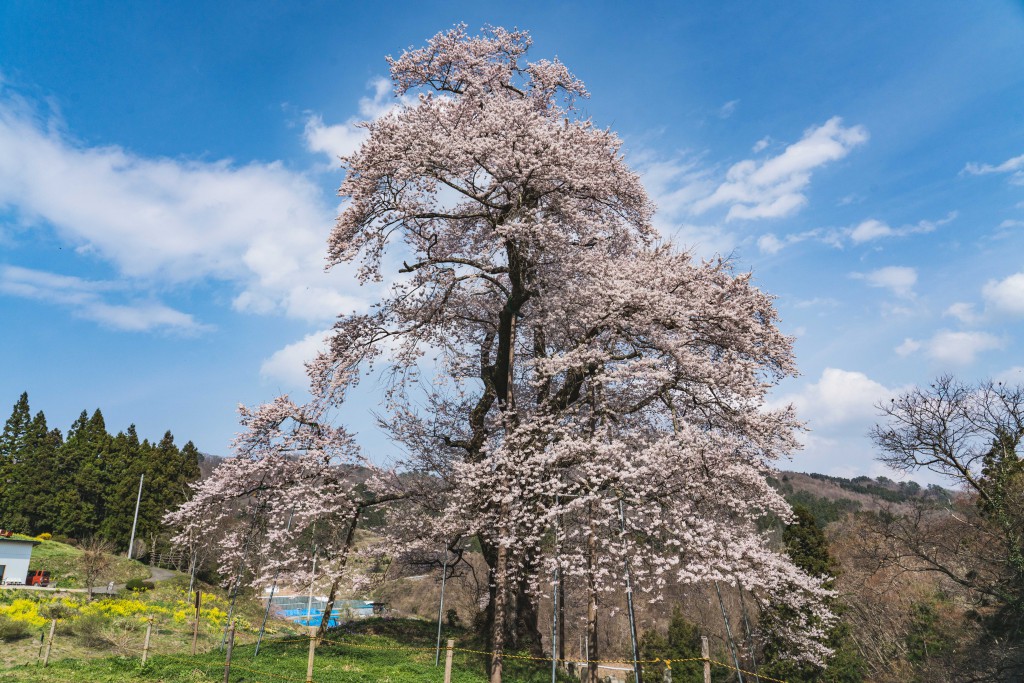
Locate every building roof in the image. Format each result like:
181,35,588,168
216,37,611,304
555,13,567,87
0,536,41,547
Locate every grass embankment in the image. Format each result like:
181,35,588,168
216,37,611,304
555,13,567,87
1,617,572,682
13,534,150,588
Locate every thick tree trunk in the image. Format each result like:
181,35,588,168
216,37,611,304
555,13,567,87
490,534,510,683
513,564,543,655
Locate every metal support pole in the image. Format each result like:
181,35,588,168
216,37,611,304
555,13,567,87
256,509,294,657
715,581,745,683
434,547,449,666
127,473,144,559
619,500,642,683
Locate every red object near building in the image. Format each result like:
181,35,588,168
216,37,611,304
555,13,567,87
26,570,50,587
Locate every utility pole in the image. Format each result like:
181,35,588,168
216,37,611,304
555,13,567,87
127,473,144,559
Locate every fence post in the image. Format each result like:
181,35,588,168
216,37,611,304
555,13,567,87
662,659,672,683
306,625,317,683
142,616,153,665
701,636,711,683
192,590,202,656
42,618,56,667
222,619,236,683
443,638,454,683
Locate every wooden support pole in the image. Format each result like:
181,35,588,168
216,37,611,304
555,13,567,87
306,625,317,683
222,620,236,683
42,619,56,667
443,638,455,683
662,658,672,682
142,616,153,665
702,636,711,683
192,590,202,656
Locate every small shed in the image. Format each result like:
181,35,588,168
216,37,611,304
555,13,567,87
0,537,40,585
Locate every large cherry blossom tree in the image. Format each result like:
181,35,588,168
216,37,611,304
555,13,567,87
302,25,835,682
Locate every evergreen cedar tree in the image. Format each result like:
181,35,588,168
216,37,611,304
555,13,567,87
169,25,835,681
0,392,201,547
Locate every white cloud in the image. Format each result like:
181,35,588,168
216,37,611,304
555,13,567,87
851,266,917,298
895,338,922,357
925,330,1004,364
0,88,375,325
983,272,1024,315
752,137,770,153
303,77,403,162
848,212,956,244
260,328,334,389
757,233,785,255
718,99,739,119
944,302,981,324
692,117,868,221
775,367,903,427
963,153,1024,185
998,219,1024,229
763,212,955,253
0,265,207,333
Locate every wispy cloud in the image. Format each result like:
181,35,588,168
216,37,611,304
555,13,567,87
692,116,868,221
757,212,955,254
718,99,739,119
962,152,1024,185
0,265,208,333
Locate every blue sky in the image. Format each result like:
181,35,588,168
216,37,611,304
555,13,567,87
1,2,1022,479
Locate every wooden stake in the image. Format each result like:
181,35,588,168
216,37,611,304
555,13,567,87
305,625,317,683
701,636,711,683
443,638,454,683
42,618,56,667
142,616,153,665
192,590,202,655
222,620,236,683
662,658,672,682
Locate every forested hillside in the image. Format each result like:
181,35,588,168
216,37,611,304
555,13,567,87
0,392,201,551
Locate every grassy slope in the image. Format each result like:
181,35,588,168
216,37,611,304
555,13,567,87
14,536,150,588
1,618,569,683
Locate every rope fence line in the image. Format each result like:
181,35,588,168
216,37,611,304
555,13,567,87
15,619,790,683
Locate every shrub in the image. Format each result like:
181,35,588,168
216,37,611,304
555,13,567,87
72,612,109,647
125,579,155,592
0,613,33,642
34,532,52,541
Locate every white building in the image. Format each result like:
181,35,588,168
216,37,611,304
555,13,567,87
0,537,39,585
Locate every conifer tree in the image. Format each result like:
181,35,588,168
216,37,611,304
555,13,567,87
0,393,32,530
760,505,866,682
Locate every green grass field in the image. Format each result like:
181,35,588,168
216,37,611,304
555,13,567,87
1,618,573,683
